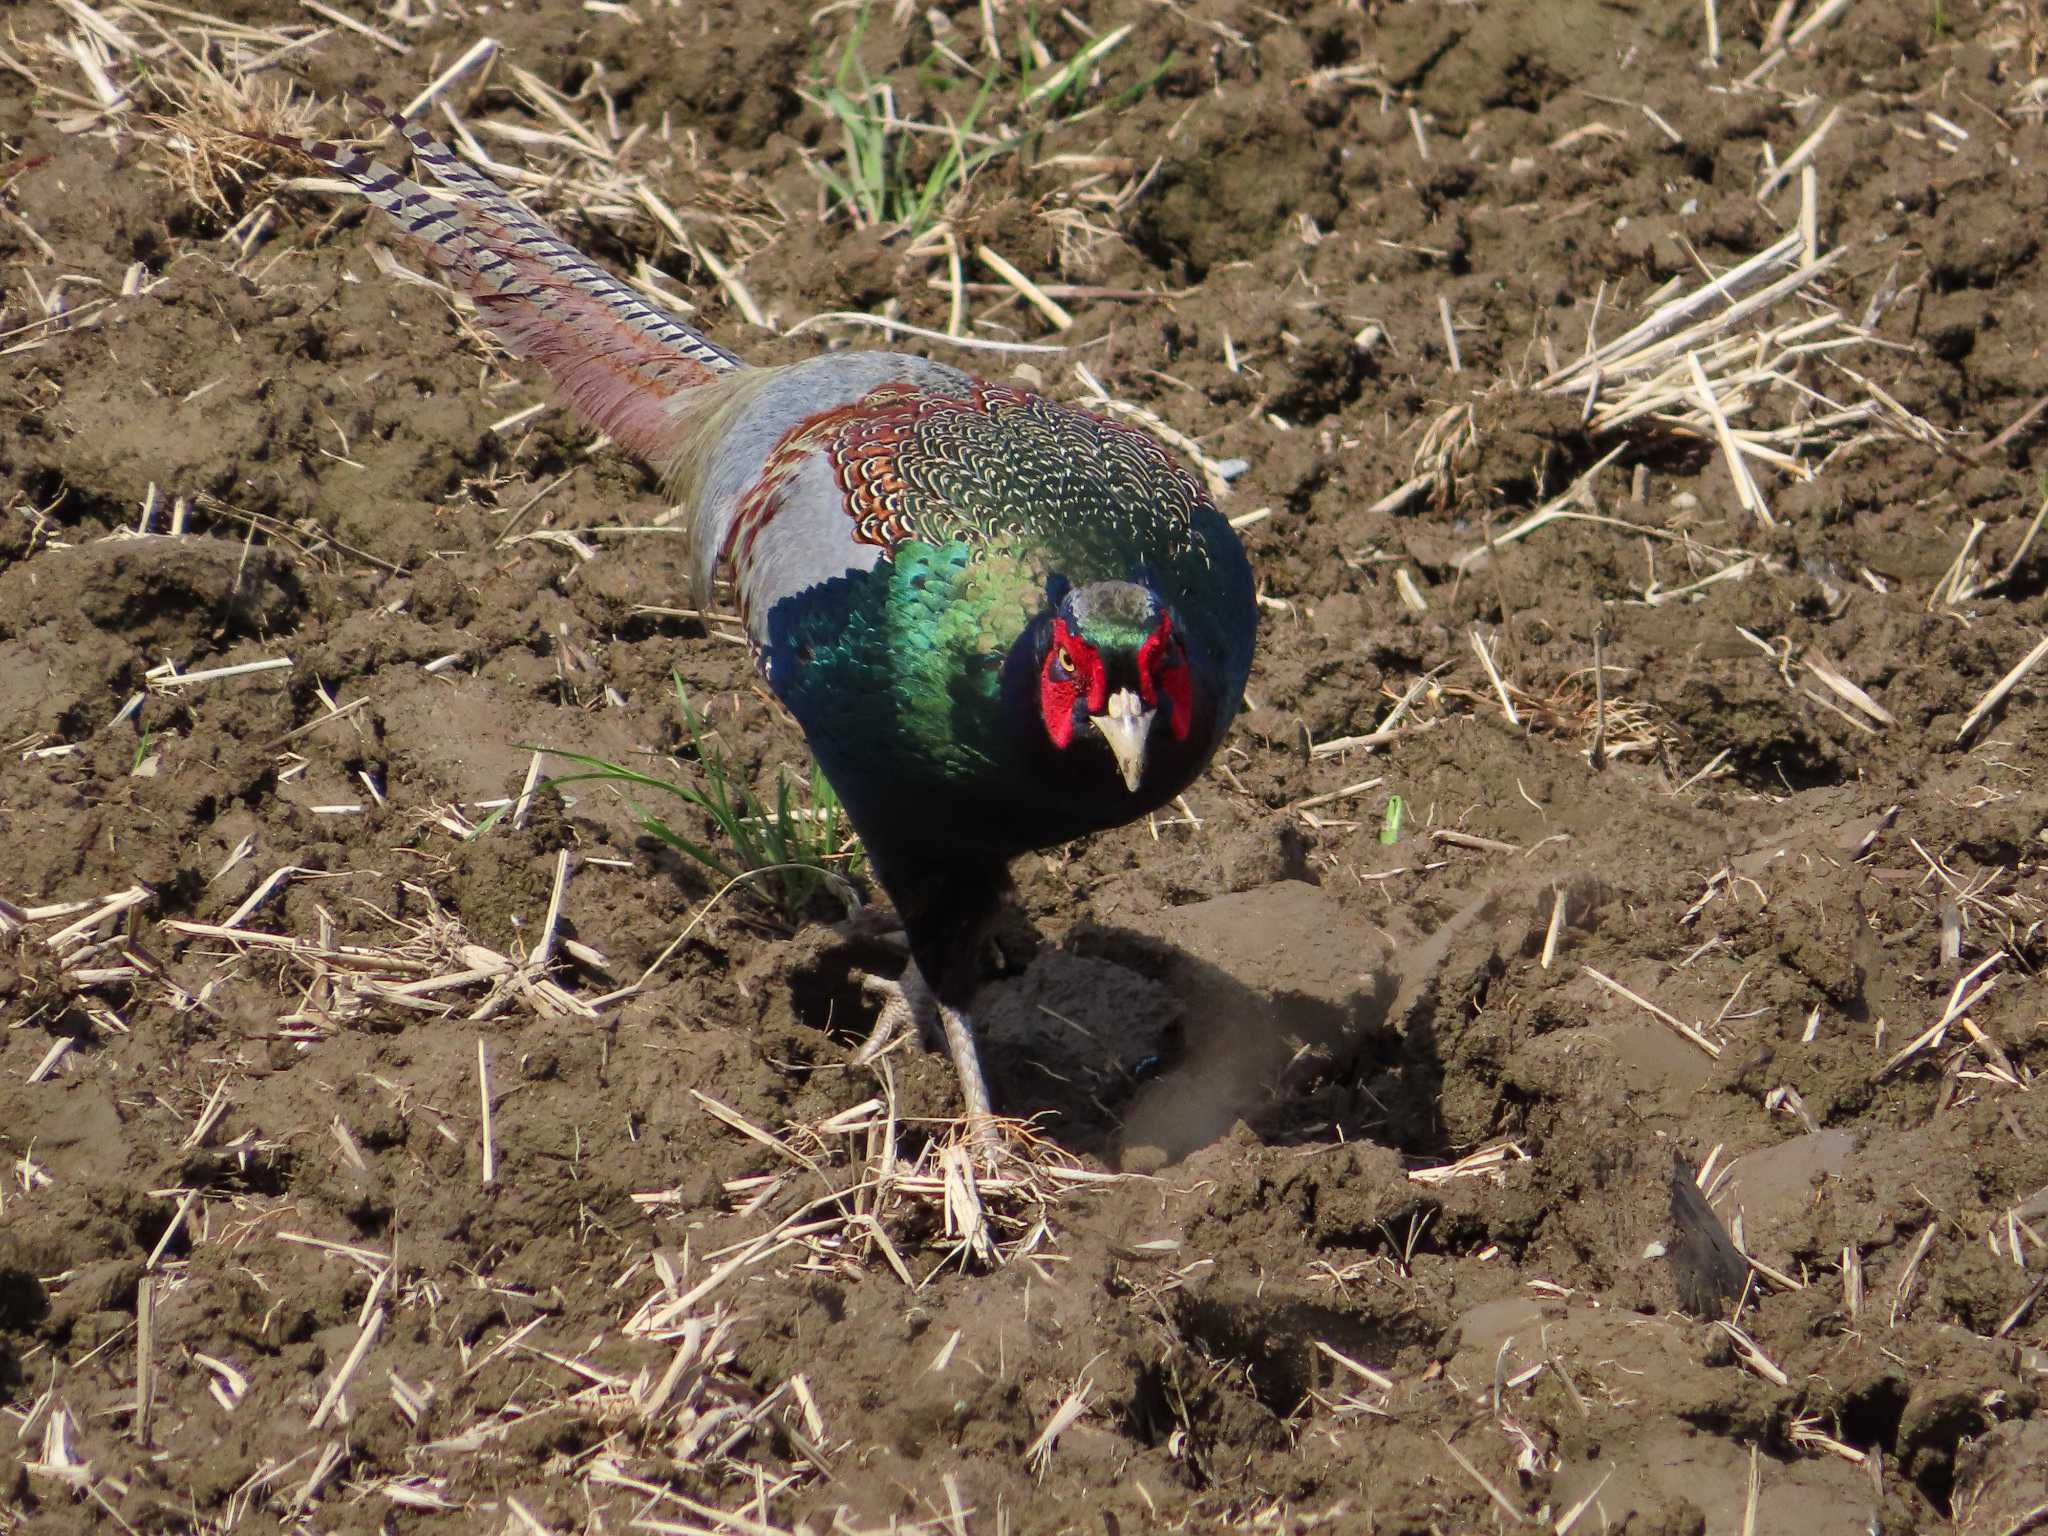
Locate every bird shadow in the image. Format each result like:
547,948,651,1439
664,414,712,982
1026,919,1418,1168
1034,875,1595,1167
775,889,1454,1170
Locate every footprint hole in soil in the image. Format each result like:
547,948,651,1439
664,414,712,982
1166,1287,1431,1426
12,464,123,533
175,1144,297,1203
1121,1344,1284,1483
1832,1373,1908,1440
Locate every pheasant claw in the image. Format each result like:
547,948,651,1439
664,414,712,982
851,966,1001,1158
852,965,936,1062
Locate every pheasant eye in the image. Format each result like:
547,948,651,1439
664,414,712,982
1039,622,1096,748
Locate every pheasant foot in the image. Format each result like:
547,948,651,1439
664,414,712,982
853,965,1000,1156
852,963,937,1062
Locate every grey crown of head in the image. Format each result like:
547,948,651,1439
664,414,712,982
1063,579,1160,629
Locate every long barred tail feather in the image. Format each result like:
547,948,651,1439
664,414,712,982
264,97,745,462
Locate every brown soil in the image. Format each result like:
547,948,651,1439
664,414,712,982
4,0,2048,1531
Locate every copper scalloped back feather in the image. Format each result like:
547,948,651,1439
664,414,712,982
823,383,1209,565
702,375,1220,646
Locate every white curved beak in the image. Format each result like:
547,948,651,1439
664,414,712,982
1091,687,1155,794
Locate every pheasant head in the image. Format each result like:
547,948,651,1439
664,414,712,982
1030,577,1207,797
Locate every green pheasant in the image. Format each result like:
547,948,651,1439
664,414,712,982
274,105,1258,1148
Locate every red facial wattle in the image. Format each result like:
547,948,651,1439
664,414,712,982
1038,617,1108,748
1136,614,1193,741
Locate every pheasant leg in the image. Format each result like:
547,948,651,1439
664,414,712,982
853,964,999,1153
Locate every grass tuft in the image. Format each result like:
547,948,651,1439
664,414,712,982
487,680,862,924
153,69,324,219
800,6,1171,237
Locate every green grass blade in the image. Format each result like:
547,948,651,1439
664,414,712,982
1022,22,1132,110
1104,53,1177,114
